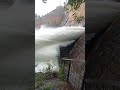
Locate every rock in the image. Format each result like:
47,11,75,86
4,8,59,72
65,3,85,26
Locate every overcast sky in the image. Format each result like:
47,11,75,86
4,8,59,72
35,0,67,16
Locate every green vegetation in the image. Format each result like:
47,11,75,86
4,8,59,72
74,13,84,23
35,73,44,88
68,0,85,10
44,64,53,73
42,0,85,10
35,64,67,89
44,64,54,80
35,64,55,88
58,68,66,82
44,83,54,90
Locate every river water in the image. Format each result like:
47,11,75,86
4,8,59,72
35,26,85,73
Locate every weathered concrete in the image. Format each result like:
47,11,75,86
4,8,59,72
68,33,85,89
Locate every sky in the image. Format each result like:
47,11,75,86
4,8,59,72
35,0,67,16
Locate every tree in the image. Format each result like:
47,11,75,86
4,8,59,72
68,0,85,10
42,0,85,9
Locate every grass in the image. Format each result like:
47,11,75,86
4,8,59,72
35,64,67,89
35,64,55,88
58,68,66,82
44,83,54,90
35,73,45,88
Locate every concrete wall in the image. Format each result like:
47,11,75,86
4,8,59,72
68,33,85,89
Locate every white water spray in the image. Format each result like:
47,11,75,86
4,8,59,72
35,26,85,73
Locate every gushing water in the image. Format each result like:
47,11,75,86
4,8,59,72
35,26,85,73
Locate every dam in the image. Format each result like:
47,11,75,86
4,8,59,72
35,26,85,73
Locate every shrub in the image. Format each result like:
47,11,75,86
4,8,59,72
58,68,66,82
35,73,44,88
44,83,54,90
44,64,54,80
68,0,85,10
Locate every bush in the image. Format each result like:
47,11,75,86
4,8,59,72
58,68,66,82
44,83,54,90
68,0,85,10
44,64,54,80
35,73,44,88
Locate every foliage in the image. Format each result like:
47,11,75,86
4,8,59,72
44,64,54,80
35,64,55,88
45,64,53,73
76,16,84,23
42,0,84,10
35,73,44,88
44,83,54,90
58,68,66,81
74,12,84,23
35,64,67,89
68,0,84,10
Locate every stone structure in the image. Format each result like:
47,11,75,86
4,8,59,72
68,33,85,89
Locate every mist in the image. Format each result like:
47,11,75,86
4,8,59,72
35,26,85,73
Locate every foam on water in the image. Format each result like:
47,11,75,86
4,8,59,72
35,26,85,73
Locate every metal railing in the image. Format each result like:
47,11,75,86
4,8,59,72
61,57,76,82
61,57,84,90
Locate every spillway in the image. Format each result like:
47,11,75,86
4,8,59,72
35,26,85,73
